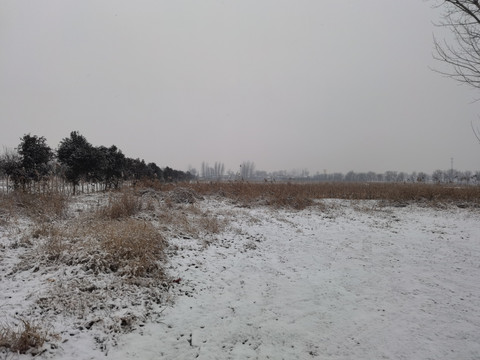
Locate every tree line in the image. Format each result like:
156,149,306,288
309,169,479,184
195,165,480,185
199,161,256,180
0,131,194,194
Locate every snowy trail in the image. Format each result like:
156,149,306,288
110,202,480,360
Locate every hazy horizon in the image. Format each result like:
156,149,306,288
1,0,480,175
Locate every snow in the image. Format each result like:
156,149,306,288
1,196,480,359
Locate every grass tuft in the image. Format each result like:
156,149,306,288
97,190,143,219
0,319,48,354
94,220,166,277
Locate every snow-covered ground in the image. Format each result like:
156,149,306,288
1,195,480,359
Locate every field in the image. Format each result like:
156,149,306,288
1,182,479,359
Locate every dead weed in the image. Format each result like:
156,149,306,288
0,319,49,355
97,190,143,220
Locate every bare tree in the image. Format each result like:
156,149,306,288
472,118,480,143
212,162,225,179
200,161,225,180
187,165,198,179
240,161,255,179
432,169,445,183
0,147,21,192
432,1,480,89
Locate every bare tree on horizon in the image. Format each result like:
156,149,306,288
240,161,255,179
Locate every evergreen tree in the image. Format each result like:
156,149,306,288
57,131,98,194
17,134,53,188
96,145,126,189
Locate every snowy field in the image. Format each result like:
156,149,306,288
1,192,480,359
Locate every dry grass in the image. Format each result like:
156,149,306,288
43,233,71,262
97,190,143,220
94,220,166,277
165,187,202,204
139,181,480,209
36,219,166,278
157,202,227,240
0,319,48,354
0,191,68,223
28,218,168,332
198,212,223,234
1,190,167,279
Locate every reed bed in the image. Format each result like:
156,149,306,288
139,181,480,209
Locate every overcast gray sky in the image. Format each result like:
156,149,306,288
1,0,479,175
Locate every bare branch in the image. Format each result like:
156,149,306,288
432,0,480,89
472,119,480,143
